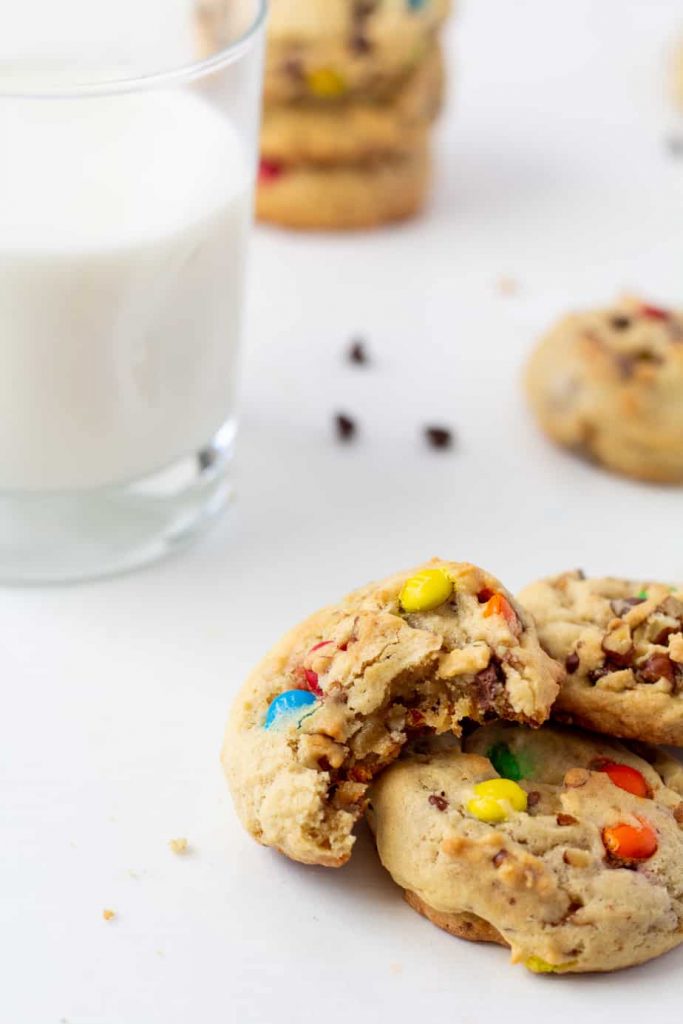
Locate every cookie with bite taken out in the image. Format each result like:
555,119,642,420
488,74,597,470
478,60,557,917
222,559,562,866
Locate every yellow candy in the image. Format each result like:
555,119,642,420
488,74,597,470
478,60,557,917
525,956,575,974
467,778,528,822
306,67,346,98
399,569,453,613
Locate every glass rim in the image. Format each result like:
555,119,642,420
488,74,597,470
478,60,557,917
0,0,268,99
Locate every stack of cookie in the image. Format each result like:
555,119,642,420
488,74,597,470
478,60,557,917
257,0,452,230
224,559,683,975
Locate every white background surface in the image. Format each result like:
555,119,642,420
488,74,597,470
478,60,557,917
3,1,683,1021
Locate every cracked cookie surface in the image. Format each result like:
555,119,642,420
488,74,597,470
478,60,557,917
525,296,683,482
520,571,683,746
368,722,683,973
222,559,562,866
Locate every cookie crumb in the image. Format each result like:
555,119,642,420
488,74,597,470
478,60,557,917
334,413,357,442
347,338,369,365
424,426,453,450
102,909,116,921
496,275,519,295
169,837,189,855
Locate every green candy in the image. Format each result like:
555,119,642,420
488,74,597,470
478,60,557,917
487,742,523,782
637,589,648,600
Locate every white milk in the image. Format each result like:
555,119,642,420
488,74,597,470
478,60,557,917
0,87,251,491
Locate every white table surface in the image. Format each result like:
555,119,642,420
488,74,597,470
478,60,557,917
3,1,683,1021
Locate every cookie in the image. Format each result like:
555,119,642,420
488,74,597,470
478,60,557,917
222,559,563,867
518,571,683,746
525,296,683,483
256,143,430,230
263,0,452,104
368,722,683,973
260,45,444,167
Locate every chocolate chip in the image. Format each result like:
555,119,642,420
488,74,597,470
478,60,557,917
526,791,541,808
492,850,509,867
428,793,448,811
474,662,505,710
610,315,632,331
349,32,372,55
424,426,454,450
556,814,578,826
283,57,304,81
335,413,357,442
638,652,677,685
673,803,683,825
565,651,580,674
347,338,369,365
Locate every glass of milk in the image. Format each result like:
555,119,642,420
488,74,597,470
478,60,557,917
0,0,265,582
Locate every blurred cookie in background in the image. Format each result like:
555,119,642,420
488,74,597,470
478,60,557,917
525,296,683,483
264,0,452,105
256,141,431,230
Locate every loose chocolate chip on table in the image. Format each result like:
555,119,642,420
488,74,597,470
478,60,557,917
424,426,454,450
347,338,369,365
335,413,357,442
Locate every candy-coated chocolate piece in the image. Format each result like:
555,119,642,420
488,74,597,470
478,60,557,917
637,589,648,600
303,669,323,697
483,593,518,629
259,158,284,184
467,778,528,822
399,569,453,613
602,819,658,861
641,303,670,321
487,742,522,782
306,67,346,98
596,760,650,798
407,0,428,9
264,689,318,730
525,956,575,974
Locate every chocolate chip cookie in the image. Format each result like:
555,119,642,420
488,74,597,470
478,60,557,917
525,296,683,482
260,44,443,167
223,560,562,866
256,141,431,230
263,0,452,105
519,571,683,746
369,722,683,973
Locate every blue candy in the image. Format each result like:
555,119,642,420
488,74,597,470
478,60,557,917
265,689,318,730
407,0,428,10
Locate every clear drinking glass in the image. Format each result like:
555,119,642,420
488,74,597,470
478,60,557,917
0,0,266,582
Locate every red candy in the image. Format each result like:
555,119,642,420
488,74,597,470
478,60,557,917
640,303,669,321
303,669,323,697
602,819,658,861
596,760,650,798
259,158,284,184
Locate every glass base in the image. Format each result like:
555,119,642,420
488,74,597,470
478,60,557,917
0,421,235,585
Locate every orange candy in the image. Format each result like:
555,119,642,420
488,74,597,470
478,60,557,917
483,593,518,630
602,819,658,861
597,760,650,798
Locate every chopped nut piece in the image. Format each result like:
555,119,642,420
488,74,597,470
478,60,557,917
564,768,590,788
169,837,189,855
